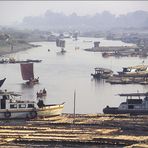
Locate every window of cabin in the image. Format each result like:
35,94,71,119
10,104,17,108
128,105,134,109
19,104,26,108
28,104,34,108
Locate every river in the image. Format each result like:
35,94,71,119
1,37,148,114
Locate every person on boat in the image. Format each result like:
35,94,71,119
37,99,45,108
34,77,39,83
37,90,43,98
42,88,47,95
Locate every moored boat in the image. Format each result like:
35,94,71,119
103,92,148,115
91,67,113,79
118,65,148,77
0,90,64,119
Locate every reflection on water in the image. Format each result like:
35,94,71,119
0,37,147,114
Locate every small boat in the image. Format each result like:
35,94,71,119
20,63,39,85
37,89,47,98
103,92,148,115
0,78,6,87
91,67,113,79
0,89,64,119
117,65,148,77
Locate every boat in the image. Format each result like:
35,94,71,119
91,67,113,79
117,65,148,77
106,77,133,84
0,89,64,119
56,39,66,53
103,92,148,115
20,63,39,85
0,78,6,87
37,89,47,98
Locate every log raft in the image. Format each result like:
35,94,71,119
0,114,147,147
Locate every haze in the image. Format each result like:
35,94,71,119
1,1,148,26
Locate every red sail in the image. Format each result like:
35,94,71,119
20,63,34,80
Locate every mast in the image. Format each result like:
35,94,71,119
73,90,76,124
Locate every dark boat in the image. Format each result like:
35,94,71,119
0,78,6,87
20,63,39,85
91,67,113,79
103,92,148,115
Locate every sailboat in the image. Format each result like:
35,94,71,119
56,39,66,53
0,78,6,87
20,63,39,85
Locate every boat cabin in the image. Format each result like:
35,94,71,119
118,93,148,110
0,90,36,110
91,67,113,79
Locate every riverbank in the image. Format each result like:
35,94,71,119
0,113,147,147
0,42,40,57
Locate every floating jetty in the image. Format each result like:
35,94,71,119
0,114,147,147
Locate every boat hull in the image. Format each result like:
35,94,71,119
0,109,36,119
103,107,148,115
37,104,64,117
0,104,64,119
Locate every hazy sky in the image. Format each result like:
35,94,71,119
1,1,148,25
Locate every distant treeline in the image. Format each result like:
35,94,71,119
20,10,148,31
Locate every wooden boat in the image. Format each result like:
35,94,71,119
20,63,39,85
0,90,64,119
37,89,47,98
117,65,148,77
103,92,148,115
106,77,132,84
91,67,113,79
0,78,6,87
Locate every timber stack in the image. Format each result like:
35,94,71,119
0,113,147,147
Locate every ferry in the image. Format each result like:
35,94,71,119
103,92,148,115
0,90,64,119
117,65,148,77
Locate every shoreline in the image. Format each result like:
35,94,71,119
0,43,40,57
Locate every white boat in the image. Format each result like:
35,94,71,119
0,90,64,119
103,92,148,115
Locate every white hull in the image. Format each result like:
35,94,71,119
0,109,35,119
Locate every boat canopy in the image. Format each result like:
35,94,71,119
20,63,34,80
94,67,113,73
0,91,21,97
